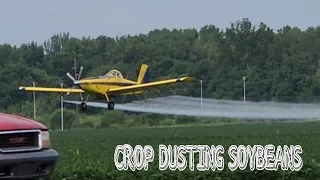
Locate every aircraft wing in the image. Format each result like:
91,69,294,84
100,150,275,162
108,77,195,95
18,86,84,93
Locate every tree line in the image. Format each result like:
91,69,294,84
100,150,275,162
1,18,319,129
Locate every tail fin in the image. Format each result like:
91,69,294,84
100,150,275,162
137,64,149,84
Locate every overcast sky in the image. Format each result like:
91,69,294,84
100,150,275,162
1,0,319,46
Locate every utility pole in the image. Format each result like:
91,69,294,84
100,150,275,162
60,83,64,131
200,80,203,110
73,58,79,126
33,81,36,119
242,76,246,102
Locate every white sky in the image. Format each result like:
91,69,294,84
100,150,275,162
0,0,319,46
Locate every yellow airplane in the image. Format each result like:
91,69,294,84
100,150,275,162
18,64,194,111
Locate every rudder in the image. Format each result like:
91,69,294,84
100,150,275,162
137,64,149,84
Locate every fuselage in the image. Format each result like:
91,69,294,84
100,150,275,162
79,77,139,95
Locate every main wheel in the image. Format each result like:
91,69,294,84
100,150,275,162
80,102,87,112
107,101,115,110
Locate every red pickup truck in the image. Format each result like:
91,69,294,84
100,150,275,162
0,113,59,180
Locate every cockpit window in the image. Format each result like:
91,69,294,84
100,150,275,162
100,70,123,79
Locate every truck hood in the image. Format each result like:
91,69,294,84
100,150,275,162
0,113,47,131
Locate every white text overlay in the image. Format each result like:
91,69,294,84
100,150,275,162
114,144,303,171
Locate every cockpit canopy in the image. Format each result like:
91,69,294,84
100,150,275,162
99,70,124,79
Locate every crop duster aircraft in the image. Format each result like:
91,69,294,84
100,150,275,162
18,64,194,111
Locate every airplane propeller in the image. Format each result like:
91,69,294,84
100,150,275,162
66,66,84,100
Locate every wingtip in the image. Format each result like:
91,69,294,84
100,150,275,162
180,77,197,82
18,87,25,91
174,77,196,83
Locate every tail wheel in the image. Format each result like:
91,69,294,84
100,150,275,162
108,101,115,110
80,102,87,112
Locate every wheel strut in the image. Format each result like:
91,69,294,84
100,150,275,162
105,93,115,110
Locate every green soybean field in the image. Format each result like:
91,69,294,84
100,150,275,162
50,121,320,180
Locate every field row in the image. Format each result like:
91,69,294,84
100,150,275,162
49,121,320,179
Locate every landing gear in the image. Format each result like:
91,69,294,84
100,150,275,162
105,93,115,110
79,94,90,112
80,102,87,112
107,101,115,110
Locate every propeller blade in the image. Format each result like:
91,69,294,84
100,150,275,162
66,72,76,82
78,66,83,80
67,86,75,96
66,66,84,98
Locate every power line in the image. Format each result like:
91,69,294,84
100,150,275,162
73,58,80,126
33,81,36,119
200,80,203,111
60,83,64,131
242,76,246,103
